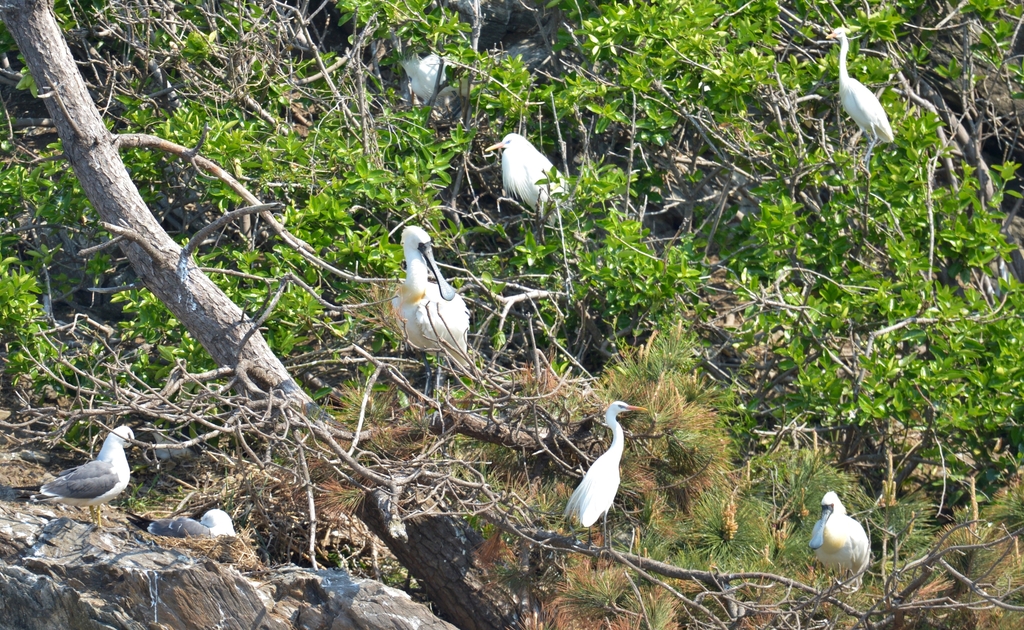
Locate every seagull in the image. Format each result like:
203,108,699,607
128,509,237,538
485,133,564,213
564,401,646,543
826,27,894,172
392,226,471,391
809,490,871,588
30,426,134,528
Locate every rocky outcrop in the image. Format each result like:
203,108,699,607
0,502,456,630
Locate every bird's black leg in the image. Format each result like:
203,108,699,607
434,354,445,392
864,135,877,175
422,353,434,397
602,511,611,549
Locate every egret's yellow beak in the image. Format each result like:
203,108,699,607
484,142,504,153
626,405,647,412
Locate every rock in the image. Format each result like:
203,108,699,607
452,0,537,50
0,502,457,630
18,450,50,465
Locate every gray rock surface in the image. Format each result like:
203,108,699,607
0,502,457,630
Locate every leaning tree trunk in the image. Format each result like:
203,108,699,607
358,490,519,630
0,0,293,395
0,2,523,627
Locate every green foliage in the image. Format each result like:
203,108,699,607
3,0,1024,622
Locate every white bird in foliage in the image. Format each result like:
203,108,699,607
827,27,894,172
809,491,871,588
485,133,564,212
401,54,444,103
393,226,471,387
564,401,646,539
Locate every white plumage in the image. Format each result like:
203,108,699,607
827,28,894,170
401,54,445,103
564,401,645,529
35,426,134,528
131,508,237,538
392,226,471,368
485,133,564,211
809,490,871,588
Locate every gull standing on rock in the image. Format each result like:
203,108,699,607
809,490,871,588
393,226,471,391
30,426,134,528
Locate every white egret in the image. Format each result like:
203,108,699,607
485,133,564,213
809,490,871,588
564,401,646,543
827,27,894,172
31,426,134,528
129,508,237,538
393,226,471,391
401,54,442,103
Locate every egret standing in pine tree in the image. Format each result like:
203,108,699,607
564,401,646,545
809,491,871,589
827,27,894,173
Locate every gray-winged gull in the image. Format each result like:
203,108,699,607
32,425,134,527
128,509,236,538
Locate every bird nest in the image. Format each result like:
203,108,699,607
142,528,263,572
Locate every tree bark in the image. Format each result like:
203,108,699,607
0,0,293,396
358,490,518,630
0,3,521,628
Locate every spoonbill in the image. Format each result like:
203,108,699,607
129,508,237,538
809,490,871,588
564,401,646,543
826,27,894,172
485,133,564,213
393,226,471,390
29,426,134,528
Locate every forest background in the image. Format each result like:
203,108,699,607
1,0,1024,626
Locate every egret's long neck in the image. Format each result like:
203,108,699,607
606,412,625,459
837,35,849,83
404,247,429,293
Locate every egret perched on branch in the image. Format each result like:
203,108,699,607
28,426,134,528
809,491,871,589
827,27,894,172
401,54,445,103
564,401,646,544
485,133,564,213
393,226,471,392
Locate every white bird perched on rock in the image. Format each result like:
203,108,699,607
809,490,871,588
30,426,134,528
827,27,894,172
393,226,471,390
564,401,646,542
129,508,237,538
485,133,564,212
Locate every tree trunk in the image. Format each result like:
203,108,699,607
0,0,293,395
0,4,519,628
358,490,518,630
